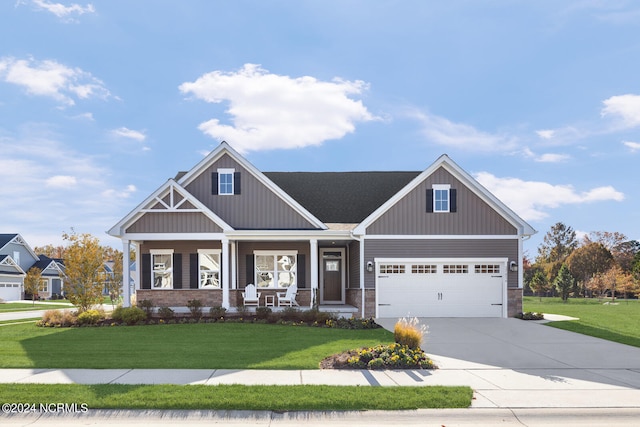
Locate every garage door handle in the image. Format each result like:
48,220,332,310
491,275,502,278
378,275,389,278
491,303,503,306
378,304,391,306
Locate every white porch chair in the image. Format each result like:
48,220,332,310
241,284,261,306
277,284,299,307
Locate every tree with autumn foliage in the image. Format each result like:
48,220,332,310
566,242,613,297
104,250,124,307
62,231,105,313
536,222,578,284
24,267,43,305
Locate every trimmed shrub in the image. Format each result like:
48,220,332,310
77,309,102,325
137,299,155,317
157,306,174,320
516,311,545,320
394,317,427,349
116,306,147,325
255,306,272,320
187,299,203,320
209,306,226,319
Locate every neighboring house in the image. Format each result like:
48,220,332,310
108,142,536,318
0,234,65,301
31,255,65,299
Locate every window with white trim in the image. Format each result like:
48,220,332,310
218,168,234,195
379,264,406,274
255,251,297,288
433,184,450,212
199,249,221,288
151,250,173,289
443,264,468,274
13,251,20,266
412,264,437,274
475,264,501,274
39,279,48,293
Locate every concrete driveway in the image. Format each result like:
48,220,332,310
375,317,640,407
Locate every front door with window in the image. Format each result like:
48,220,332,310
320,248,345,304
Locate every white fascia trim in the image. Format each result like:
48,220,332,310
374,257,508,263
108,179,233,237
5,234,40,263
363,234,520,240
121,233,227,241
353,154,536,237
227,230,352,241
150,249,174,255
0,256,26,274
177,142,327,230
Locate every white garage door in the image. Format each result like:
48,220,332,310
0,283,21,301
376,259,506,318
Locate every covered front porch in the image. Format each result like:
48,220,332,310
121,231,366,316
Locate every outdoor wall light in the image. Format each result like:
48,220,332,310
366,261,374,272
509,261,518,272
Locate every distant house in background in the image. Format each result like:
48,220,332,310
109,142,536,318
0,233,65,301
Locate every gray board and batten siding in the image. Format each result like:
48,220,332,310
183,153,320,230
127,212,224,234
366,166,518,235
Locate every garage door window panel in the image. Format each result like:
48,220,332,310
443,264,468,274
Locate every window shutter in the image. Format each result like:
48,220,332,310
141,254,151,289
173,253,182,289
450,189,457,213
297,254,306,288
426,189,434,213
245,254,254,287
211,172,219,195
189,253,199,289
233,172,241,195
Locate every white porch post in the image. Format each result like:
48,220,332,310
134,241,140,291
122,239,131,308
231,241,237,290
309,239,318,308
222,238,230,309
359,237,365,318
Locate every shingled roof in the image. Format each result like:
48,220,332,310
264,172,420,223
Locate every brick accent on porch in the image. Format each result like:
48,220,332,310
345,288,376,318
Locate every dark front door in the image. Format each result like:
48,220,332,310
321,249,344,303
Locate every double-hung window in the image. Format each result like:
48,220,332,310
218,168,234,195
254,251,297,288
433,184,450,213
199,249,221,288
151,250,173,289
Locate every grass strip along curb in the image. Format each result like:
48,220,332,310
0,384,473,411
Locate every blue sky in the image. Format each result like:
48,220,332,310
1,1,639,257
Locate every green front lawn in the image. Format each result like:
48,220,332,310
0,322,393,369
0,303,72,312
523,296,640,348
0,384,473,410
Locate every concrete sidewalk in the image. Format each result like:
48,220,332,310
2,366,640,409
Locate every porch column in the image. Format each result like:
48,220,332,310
133,241,141,291
309,239,318,308
359,238,365,318
230,241,237,290
122,239,131,308
222,238,230,309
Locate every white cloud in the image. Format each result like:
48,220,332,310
601,94,640,128
409,110,517,151
536,129,555,139
623,141,640,152
0,56,109,107
111,127,146,142
29,0,95,21
523,148,570,163
179,64,377,153
475,172,624,222
45,175,77,188
0,125,136,244
102,185,136,199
